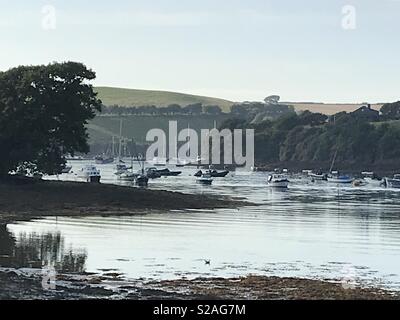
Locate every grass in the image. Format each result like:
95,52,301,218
95,87,235,112
289,103,383,115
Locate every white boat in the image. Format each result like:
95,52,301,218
61,165,72,174
77,165,101,183
327,173,353,184
267,174,289,188
196,172,213,185
384,174,400,189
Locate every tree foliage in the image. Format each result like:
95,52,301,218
0,62,102,176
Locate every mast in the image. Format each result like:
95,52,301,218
118,118,123,162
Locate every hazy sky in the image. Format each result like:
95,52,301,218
0,0,399,103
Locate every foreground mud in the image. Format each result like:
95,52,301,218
0,270,398,300
0,179,247,224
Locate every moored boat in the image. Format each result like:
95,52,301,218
196,172,213,185
327,172,353,184
267,174,289,188
383,174,400,189
78,165,101,183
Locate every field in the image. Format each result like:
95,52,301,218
95,87,235,112
289,102,383,115
87,114,232,145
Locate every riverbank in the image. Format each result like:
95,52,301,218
0,177,247,225
0,269,398,300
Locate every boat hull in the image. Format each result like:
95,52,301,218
327,177,353,184
268,181,289,188
385,178,400,189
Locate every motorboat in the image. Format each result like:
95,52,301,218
61,165,72,174
195,169,229,178
327,172,353,184
78,165,101,183
383,174,400,189
156,168,182,177
196,172,213,185
267,174,289,188
145,167,162,179
308,171,328,181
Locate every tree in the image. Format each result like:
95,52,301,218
0,62,102,176
165,104,182,114
380,101,400,120
203,105,222,115
183,103,203,115
264,95,280,105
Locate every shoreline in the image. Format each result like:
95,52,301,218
0,178,249,225
1,177,398,300
0,269,398,300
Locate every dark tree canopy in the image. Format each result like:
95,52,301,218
0,62,102,176
381,101,400,120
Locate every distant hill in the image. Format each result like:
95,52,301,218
95,87,234,112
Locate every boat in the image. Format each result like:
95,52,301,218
135,173,149,187
94,154,114,165
383,174,400,189
267,174,289,188
156,168,182,177
361,172,383,187
78,165,101,183
196,172,213,185
308,171,328,181
61,165,72,174
145,167,162,179
327,172,353,184
195,169,229,178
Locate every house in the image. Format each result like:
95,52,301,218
351,103,380,121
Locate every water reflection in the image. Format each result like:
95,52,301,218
0,225,86,273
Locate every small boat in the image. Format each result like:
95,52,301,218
196,172,213,185
156,168,182,177
95,154,114,165
152,157,168,167
267,174,289,188
145,167,162,179
308,171,328,181
383,174,400,189
61,165,72,174
117,171,136,181
327,172,353,184
78,165,101,183
353,179,368,187
194,170,229,178
135,174,149,186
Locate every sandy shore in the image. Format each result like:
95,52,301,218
0,177,247,225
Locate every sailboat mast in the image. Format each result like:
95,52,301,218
118,118,123,161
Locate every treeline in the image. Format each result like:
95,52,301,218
221,105,400,170
102,103,222,116
101,101,295,120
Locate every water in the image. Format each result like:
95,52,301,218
2,160,400,289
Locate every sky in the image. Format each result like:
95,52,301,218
0,0,399,103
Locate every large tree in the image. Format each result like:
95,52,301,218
0,62,102,176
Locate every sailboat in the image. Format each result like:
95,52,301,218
327,148,353,184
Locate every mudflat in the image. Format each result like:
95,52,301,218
0,177,247,224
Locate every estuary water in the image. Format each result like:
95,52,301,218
2,161,400,289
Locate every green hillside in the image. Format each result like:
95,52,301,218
95,87,234,112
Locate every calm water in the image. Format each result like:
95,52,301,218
2,161,400,289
